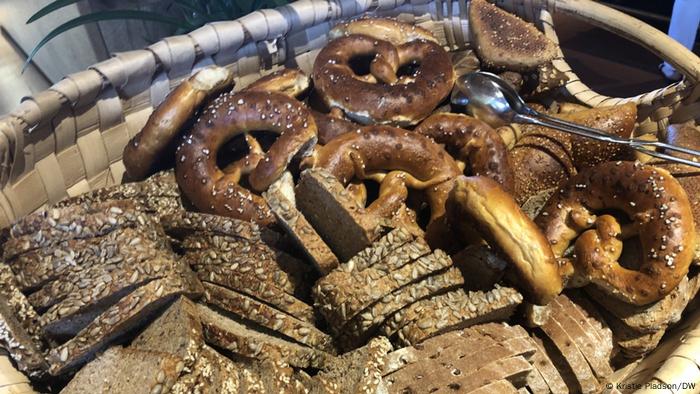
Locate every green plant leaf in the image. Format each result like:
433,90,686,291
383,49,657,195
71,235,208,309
27,0,84,24
23,10,193,72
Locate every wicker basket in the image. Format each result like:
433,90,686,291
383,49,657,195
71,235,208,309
1,0,699,392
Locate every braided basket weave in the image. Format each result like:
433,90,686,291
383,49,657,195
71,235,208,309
1,0,699,392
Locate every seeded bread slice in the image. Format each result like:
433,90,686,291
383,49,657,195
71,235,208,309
264,171,339,274
339,227,415,273
40,256,183,340
47,272,203,375
203,282,334,352
315,248,448,332
537,315,599,393
183,239,302,296
4,201,151,259
389,286,523,346
339,267,465,351
585,274,700,333
296,169,391,261
59,346,185,394
550,295,613,380
312,336,392,394
131,296,204,368
10,226,169,292
199,266,315,323
161,211,260,242
197,303,334,369
29,248,177,312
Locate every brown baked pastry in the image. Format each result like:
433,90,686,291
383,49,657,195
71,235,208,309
313,18,455,126
536,161,696,305
510,103,637,204
469,0,557,71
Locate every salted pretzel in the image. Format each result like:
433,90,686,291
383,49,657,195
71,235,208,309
123,66,233,180
446,176,563,305
535,161,696,305
303,125,462,240
415,113,515,193
175,91,318,224
242,68,310,97
313,18,455,126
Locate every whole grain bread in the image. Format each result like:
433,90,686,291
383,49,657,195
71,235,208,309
339,227,415,273
169,345,241,394
296,169,393,261
339,267,465,351
47,272,203,375
131,296,204,368
59,346,185,394
203,282,334,352
197,303,333,369
264,171,339,274
468,379,520,394
160,211,260,242
10,226,169,292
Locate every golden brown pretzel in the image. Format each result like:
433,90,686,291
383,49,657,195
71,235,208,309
123,66,233,180
243,68,310,98
415,113,515,194
447,176,563,304
535,161,696,305
303,125,461,237
175,91,318,224
328,17,438,45
313,24,455,126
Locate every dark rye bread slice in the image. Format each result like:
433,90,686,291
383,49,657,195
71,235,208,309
4,200,151,259
296,168,392,262
339,227,415,273
196,303,334,369
39,256,185,340
549,295,613,380
199,265,315,324
59,346,185,394
264,171,339,274
182,235,305,296
469,0,557,71
131,296,204,368
565,291,614,358
9,226,169,292
585,274,700,333
537,315,600,393
203,282,335,353
339,267,465,351
314,247,447,332
388,286,523,346
29,248,178,312
526,334,569,394
311,336,392,394
47,272,204,375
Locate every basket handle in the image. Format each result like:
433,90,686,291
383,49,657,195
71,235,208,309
549,0,700,84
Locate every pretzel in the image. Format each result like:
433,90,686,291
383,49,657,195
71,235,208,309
175,91,318,224
535,161,696,305
123,66,233,180
313,19,455,126
328,17,438,46
446,176,563,304
303,125,461,238
415,113,515,193
243,68,310,98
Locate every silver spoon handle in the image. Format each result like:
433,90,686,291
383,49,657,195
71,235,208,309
513,113,700,169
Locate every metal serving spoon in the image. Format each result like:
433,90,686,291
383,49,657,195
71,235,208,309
451,71,700,169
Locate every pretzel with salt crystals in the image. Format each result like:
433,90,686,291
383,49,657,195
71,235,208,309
415,113,515,194
447,176,563,305
535,161,696,305
313,18,455,126
175,91,318,225
303,125,462,242
123,66,234,180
